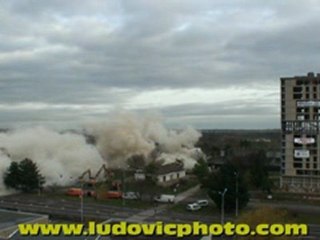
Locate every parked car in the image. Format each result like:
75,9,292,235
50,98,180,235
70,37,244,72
154,194,175,203
196,199,209,207
186,203,201,211
122,192,140,200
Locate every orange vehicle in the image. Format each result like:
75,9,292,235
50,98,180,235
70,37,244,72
66,188,96,197
66,188,83,197
97,191,122,199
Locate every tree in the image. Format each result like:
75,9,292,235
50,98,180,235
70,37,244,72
3,161,21,190
205,162,249,212
193,157,209,185
3,158,45,193
249,150,272,193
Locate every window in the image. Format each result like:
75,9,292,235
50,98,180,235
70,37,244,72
296,170,304,175
293,158,302,162
297,115,304,120
294,163,302,168
293,94,302,99
293,86,302,92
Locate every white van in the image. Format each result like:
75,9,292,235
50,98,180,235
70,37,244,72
154,194,175,203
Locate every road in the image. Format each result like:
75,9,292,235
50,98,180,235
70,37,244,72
1,190,320,239
0,195,141,222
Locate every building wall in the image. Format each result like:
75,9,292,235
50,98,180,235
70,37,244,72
281,72,320,191
134,172,146,181
157,170,186,185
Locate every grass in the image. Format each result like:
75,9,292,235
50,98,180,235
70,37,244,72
94,198,154,209
289,211,320,224
169,200,223,217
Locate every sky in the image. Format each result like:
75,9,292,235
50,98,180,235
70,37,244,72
1,0,320,130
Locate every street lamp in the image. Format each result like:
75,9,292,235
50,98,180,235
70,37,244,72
122,167,126,207
219,188,228,224
38,178,41,196
122,165,129,207
234,171,239,217
80,182,84,223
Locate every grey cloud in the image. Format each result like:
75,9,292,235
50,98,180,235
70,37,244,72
0,0,318,128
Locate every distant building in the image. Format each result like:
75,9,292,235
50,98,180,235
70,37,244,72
155,162,186,186
281,72,320,191
134,162,186,186
134,169,146,181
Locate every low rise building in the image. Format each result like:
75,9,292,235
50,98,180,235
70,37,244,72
134,162,186,186
155,162,186,186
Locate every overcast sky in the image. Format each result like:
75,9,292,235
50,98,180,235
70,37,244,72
1,0,319,129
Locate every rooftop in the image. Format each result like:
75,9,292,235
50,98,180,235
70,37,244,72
156,162,184,175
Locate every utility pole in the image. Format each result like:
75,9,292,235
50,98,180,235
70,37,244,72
122,167,126,206
80,182,84,223
219,188,228,224
38,178,41,196
235,171,239,217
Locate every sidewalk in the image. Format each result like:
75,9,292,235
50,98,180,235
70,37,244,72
126,185,200,222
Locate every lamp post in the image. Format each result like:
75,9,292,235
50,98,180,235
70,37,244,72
122,166,127,207
219,188,228,224
80,182,84,223
38,178,41,196
234,171,239,217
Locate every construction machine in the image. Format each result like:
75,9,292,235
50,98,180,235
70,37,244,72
78,164,113,187
67,164,121,198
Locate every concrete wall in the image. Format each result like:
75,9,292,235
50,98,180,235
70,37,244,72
156,170,186,186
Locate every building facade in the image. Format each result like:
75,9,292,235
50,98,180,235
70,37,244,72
281,72,320,191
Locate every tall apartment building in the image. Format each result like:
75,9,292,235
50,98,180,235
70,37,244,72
281,72,320,191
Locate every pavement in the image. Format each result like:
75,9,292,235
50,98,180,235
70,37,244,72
125,185,200,222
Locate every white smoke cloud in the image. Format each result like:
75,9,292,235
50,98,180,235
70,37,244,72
0,150,13,196
86,111,202,168
0,111,202,195
0,127,104,194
